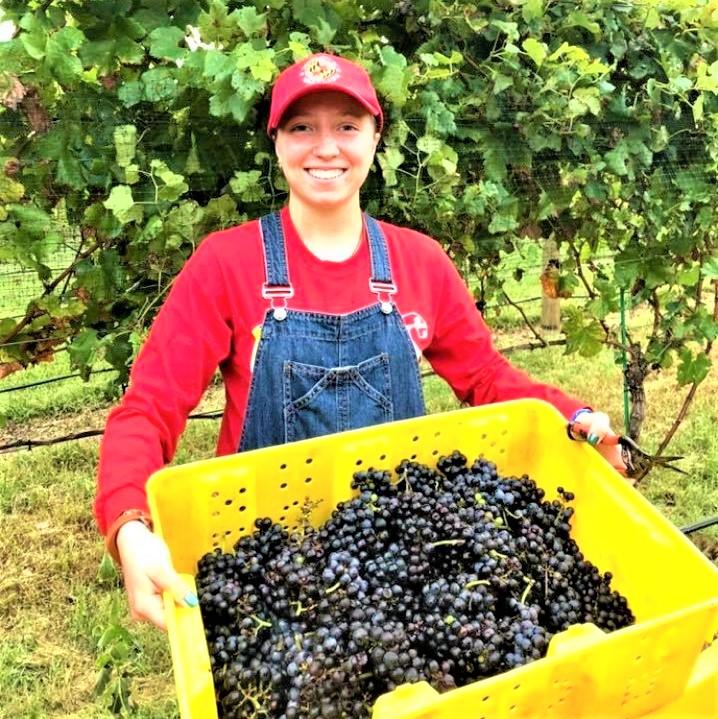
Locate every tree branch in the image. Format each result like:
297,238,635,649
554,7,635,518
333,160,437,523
502,290,547,346
0,240,103,346
655,340,713,457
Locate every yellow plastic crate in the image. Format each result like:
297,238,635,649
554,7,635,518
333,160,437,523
147,399,718,719
641,640,718,718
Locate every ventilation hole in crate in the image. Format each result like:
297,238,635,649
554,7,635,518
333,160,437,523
239,526,245,532
280,463,287,470
280,482,288,489
239,487,246,494
225,499,232,506
239,505,246,512
211,532,218,539
432,449,438,456
279,515,286,522
635,655,642,661
224,530,232,536
379,453,386,461
306,457,313,464
212,511,219,518
283,505,289,511
355,459,363,466
482,696,490,702
292,500,299,506
434,431,440,438
480,433,487,440
305,477,312,484
211,491,219,498
412,435,419,442
513,684,520,691
410,453,417,460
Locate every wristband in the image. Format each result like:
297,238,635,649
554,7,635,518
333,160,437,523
567,407,593,440
105,509,153,566
569,407,593,423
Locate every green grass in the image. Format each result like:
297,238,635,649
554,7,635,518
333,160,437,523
0,353,119,427
0,321,716,717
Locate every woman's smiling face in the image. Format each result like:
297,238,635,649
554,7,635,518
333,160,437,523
274,91,380,210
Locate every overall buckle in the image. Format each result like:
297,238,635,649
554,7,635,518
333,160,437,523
369,279,397,314
262,284,294,321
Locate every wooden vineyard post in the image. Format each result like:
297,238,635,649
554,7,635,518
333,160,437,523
540,237,561,330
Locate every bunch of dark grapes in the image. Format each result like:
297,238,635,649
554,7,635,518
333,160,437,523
196,451,634,718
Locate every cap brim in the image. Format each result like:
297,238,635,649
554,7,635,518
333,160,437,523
269,84,382,134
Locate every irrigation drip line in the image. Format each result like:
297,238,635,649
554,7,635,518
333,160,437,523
681,516,718,535
0,368,114,394
0,406,224,454
0,338,575,454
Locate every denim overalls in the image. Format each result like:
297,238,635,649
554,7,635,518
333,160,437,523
238,211,426,451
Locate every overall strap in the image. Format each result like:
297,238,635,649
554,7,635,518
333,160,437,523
259,212,293,319
365,214,397,314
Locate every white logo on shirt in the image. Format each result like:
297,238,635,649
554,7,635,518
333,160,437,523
402,312,428,358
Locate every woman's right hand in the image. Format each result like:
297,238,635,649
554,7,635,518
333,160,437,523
116,520,198,631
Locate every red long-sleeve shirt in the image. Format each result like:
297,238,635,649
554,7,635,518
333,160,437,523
94,208,584,534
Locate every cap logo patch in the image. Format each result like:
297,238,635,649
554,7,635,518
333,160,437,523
301,56,340,84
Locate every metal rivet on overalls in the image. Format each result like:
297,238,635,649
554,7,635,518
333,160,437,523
380,301,393,314
273,307,288,321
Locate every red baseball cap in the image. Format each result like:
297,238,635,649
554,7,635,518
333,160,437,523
267,53,383,135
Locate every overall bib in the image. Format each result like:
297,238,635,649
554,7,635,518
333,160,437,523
239,211,425,451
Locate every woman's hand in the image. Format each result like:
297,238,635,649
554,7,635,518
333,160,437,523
116,520,198,630
572,410,629,477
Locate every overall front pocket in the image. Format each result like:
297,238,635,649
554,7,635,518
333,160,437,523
283,353,394,443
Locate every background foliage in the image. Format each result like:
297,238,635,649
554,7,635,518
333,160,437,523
1,0,717,437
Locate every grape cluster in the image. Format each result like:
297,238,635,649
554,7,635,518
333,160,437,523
196,451,634,718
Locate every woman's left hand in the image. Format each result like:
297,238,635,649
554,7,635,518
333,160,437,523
574,411,629,477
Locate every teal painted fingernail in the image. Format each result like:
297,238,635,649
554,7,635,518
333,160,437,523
588,434,599,446
183,592,198,608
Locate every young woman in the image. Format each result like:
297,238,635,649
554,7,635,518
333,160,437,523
94,54,623,629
